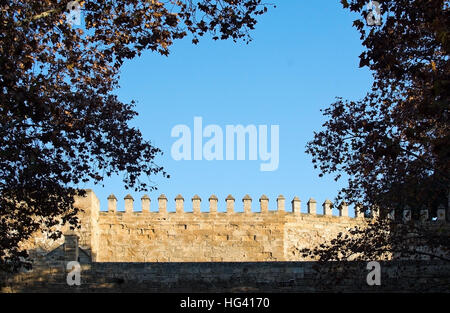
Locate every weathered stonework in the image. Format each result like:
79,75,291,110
3,189,449,293
22,190,371,262
2,260,450,293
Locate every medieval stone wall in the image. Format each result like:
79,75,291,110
21,190,449,263
2,260,450,292
95,211,366,262
75,190,371,262
4,189,449,293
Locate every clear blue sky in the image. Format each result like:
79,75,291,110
82,1,373,215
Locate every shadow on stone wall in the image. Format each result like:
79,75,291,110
1,256,449,293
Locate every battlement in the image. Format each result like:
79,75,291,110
24,190,448,264
99,192,448,223
103,193,353,217
12,190,450,293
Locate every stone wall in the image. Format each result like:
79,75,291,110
95,210,366,262
22,190,449,263
2,260,449,292
4,189,449,293
73,190,371,262
19,189,101,262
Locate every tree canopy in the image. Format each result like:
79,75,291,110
305,0,449,263
0,0,271,269
308,0,449,217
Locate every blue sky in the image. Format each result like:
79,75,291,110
82,1,373,215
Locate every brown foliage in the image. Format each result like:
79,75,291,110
308,0,449,217
305,0,449,262
0,0,271,269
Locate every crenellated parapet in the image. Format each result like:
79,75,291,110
101,193,364,218
11,190,449,294
100,193,448,222
82,192,376,262
25,190,448,263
